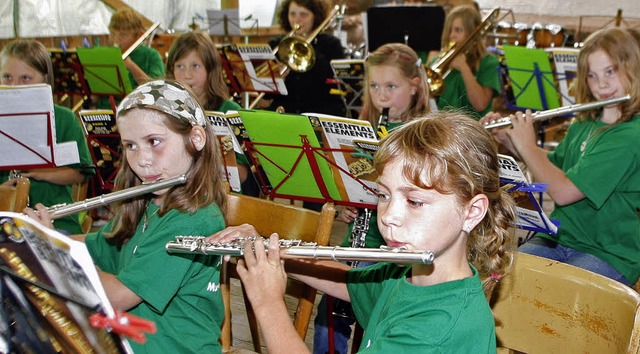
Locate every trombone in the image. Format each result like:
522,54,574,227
248,4,344,109
426,8,500,96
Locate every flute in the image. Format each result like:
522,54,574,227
45,175,187,219
483,95,631,130
165,236,435,264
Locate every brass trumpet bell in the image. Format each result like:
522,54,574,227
277,36,316,73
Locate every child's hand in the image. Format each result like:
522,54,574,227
235,233,287,309
337,207,358,224
23,203,55,230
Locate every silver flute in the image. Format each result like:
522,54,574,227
165,236,435,265
45,175,187,219
483,95,631,130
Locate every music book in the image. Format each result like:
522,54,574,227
0,84,80,170
547,47,579,106
206,111,243,193
219,44,287,94
0,212,132,353
78,110,120,191
224,110,378,208
498,154,558,235
306,112,379,206
75,47,133,96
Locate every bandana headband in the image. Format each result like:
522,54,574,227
116,79,206,127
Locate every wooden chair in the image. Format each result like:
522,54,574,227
0,177,30,212
220,193,336,353
71,180,93,233
491,252,640,353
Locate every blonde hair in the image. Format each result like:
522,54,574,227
374,111,516,297
440,5,485,72
0,39,54,87
109,8,146,34
574,27,640,123
360,43,430,127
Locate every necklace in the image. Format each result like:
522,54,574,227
142,202,160,233
580,122,601,155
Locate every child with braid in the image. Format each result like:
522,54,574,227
214,111,517,353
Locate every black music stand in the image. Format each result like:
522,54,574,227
366,5,445,54
208,9,242,39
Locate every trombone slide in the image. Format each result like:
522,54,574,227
483,95,631,130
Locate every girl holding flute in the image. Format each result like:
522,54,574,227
207,111,516,352
482,27,640,286
28,80,229,353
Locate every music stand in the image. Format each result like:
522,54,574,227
49,48,91,110
76,47,133,112
330,59,365,118
366,5,445,54
77,110,120,193
0,84,80,170
227,110,379,209
207,9,242,37
219,44,287,95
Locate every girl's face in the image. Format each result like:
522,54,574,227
110,30,138,51
586,49,626,101
376,159,482,273
368,65,418,121
0,56,46,85
288,2,314,36
118,110,199,195
173,50,209,104
449,17,467,44
376,159,467,254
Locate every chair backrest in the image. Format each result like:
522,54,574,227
491,252,640,354
220,193,336,352
0,177,30,212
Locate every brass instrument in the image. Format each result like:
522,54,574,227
483,95,631,130
43,175,187,219
166,236,436,264
121,22,160,60
247,5,343,109
426,8,500,96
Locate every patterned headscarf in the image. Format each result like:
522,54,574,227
116,79,206,127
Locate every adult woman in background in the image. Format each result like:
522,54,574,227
266,0,346,117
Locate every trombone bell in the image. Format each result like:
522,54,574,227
277,36,316,73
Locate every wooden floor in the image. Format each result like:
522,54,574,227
226,218,351,353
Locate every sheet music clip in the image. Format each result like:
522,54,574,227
90,310,157,343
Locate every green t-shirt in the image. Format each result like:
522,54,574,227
86,202,226,353
347,263,495,353
217,99,242,113
435,53,500,119
537,114,640,283
0,105,94,234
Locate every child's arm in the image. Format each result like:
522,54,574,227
21,166,85,185
285,259,351,301
235,234,310,354
98,270,143,310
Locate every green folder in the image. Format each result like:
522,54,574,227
76,47,132,96
238,110,342,201
503,45,560,110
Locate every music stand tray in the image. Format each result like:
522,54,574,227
207,9,242,36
